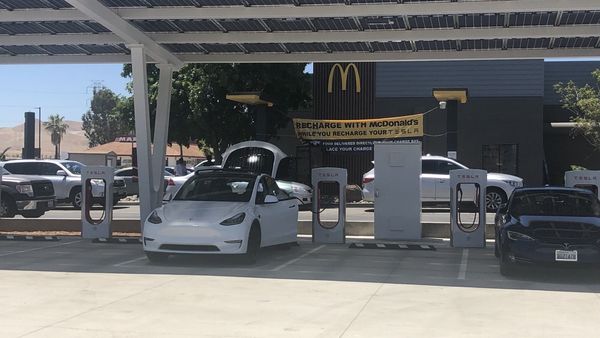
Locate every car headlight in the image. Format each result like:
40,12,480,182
16,184,34,197
147,210,163,224
220,212,245,226
503,180,522,188
507,231,535,241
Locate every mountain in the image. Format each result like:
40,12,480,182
0,119,89,159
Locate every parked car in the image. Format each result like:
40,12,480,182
164,166,193,176
143,170,299,263
0,160,127,209
494,187,600,276
114,167,174,197
275,180,312,208
361,155,523,211
221,141,312,208
0,167,56,218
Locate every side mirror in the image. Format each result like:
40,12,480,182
264,195,278,204
56,170,67,176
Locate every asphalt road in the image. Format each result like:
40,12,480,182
23,203,496,224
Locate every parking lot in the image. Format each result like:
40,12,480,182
1,237,599,337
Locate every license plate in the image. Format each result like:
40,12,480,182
555,250,578,262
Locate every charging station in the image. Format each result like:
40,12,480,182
312,167,347,244
81,166,114,239
564,170,600,199
450,169,487,248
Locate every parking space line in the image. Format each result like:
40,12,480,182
458,249,469,280
113,256,147,267
271,245,326,271
0,239,83,257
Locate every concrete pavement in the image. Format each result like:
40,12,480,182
0,238,599,337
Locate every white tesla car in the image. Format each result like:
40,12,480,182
362,155,523,211
143,170,299,263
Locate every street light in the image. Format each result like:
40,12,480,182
34,107,41,159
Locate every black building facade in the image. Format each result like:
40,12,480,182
275,60,600,187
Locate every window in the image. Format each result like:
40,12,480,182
61,161,83,175
482,144,518,175
223,147,275,176
174,175,255,202
3,163,29,174
116,169,134,177
39,163,61,176
422,159,465,175
275,157,295,181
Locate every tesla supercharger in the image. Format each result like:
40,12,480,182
450,169,487,248
81,166,114,239
312,167,347,244
565,170,600,199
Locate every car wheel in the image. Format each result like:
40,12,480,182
21,210,45,218
145,251,169,263
243,223,261,264
0,195,16,218
71,187,82,210
486,188,507,212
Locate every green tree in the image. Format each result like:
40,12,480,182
43,114,69,159
554,69,600,151
119,63,311,160
82,87,131,147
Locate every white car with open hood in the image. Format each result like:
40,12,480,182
143,169,298,263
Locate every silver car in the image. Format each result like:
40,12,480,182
1,160,127,209
115,167,174,197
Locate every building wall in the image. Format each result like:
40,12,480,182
377,60,544,98
375,96,545,185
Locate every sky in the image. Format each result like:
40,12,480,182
0,64,130,127
1,59,598,128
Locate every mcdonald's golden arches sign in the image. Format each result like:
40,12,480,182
328,63,361,94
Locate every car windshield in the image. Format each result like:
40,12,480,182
174,175,256,202
510,191,600,217
62,161,83,175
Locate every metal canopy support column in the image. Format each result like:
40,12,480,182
150,64,174,209
130,44,154,225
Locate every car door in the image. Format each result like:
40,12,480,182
254,176,293,246
269,176,298,243
420,159,437,201
39,162,70,200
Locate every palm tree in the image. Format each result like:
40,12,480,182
43,114,69,159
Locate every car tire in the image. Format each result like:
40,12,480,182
486,188,507,212
0,194,16,218
243,223,261,264
145,251,169,263
70,187,82,210
21,210,45,218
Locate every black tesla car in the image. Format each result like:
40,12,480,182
495,187,600,276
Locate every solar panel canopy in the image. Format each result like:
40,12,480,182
0,0,598,64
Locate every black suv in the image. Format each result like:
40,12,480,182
0,167,56,218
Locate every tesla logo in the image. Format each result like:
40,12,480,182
563,243,570,249
327,63,361,94
574,176,597,181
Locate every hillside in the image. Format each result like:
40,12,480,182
0,119,89,159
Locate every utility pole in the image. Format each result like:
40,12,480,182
34,107,41,159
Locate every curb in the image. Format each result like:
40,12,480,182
0,235,60,241
0,219,496,239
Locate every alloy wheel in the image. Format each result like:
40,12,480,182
486,191,504,211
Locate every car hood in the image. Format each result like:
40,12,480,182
1,174,49,184
487,172,522,182
513,215,600,227
160,201,249,225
